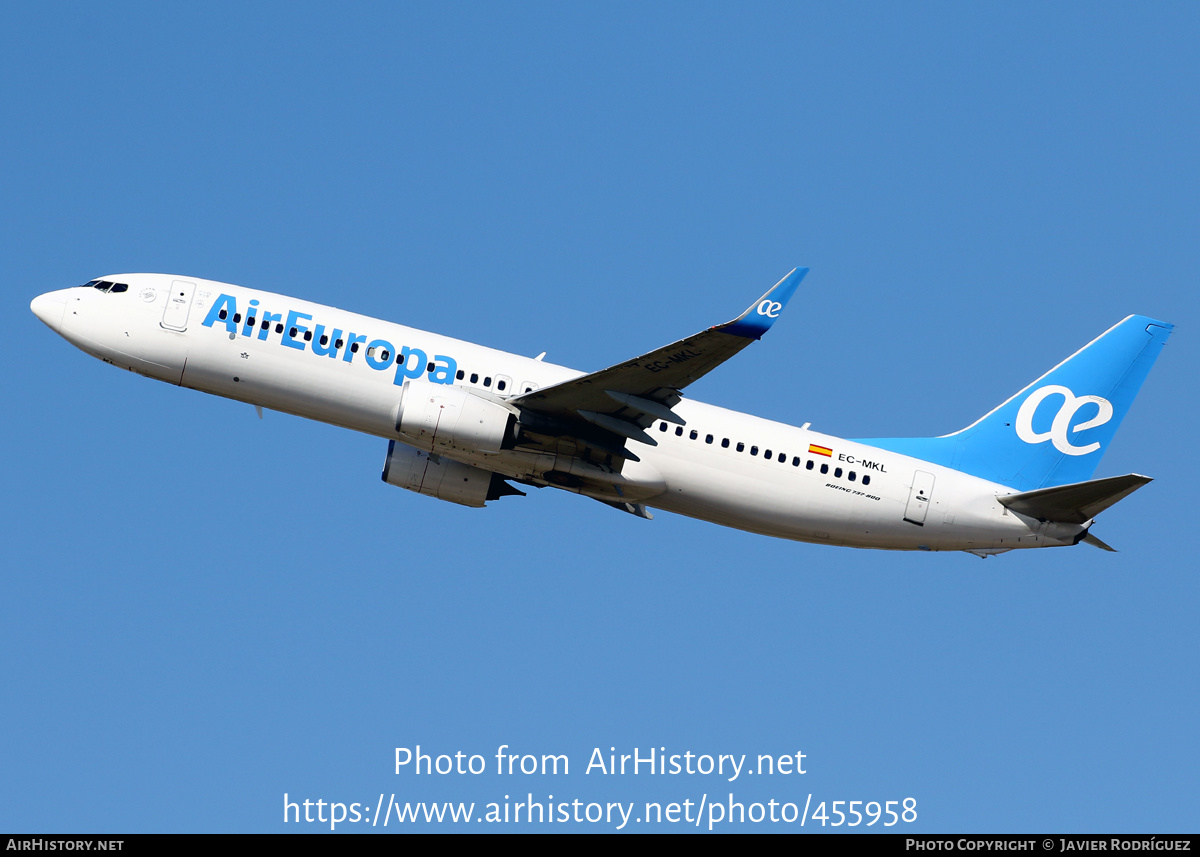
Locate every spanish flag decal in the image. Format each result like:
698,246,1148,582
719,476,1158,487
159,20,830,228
808,444,833,457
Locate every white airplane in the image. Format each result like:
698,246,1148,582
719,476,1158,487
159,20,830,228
30,270,1172,556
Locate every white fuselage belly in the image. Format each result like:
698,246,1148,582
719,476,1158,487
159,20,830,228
55,275,1059,553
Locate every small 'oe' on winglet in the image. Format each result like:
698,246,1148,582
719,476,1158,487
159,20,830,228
719,267,808,340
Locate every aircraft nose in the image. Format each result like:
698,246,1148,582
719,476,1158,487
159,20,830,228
31,290,68,333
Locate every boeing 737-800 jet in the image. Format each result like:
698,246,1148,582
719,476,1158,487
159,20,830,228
30,269,1172,556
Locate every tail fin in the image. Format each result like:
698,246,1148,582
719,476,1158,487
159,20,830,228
858,315,1173,490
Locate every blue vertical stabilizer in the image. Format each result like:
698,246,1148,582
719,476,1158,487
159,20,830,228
857,316,1173,491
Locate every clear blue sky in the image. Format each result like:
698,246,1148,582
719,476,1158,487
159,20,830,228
3,1,1197,832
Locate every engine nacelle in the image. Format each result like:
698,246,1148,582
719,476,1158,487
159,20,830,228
381,440,523,507
394,381,517,453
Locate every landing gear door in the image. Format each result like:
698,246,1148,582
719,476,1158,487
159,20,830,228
161,279,196,331
904,470,935,526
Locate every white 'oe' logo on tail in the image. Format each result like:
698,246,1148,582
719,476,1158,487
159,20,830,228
756,299,782,318
1015,385,1113,456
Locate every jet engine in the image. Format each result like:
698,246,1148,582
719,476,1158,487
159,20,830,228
381,440,524,507
394,382,518,453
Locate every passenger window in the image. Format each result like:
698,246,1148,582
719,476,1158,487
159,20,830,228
849,471,857,482
705,434,713,444
350,342,360,353
834,467,842,478
820,463,829,474
470,373,479,384
497,380,507,391
276,324,284,334
765,449,772,459
792,456,800,466
483,377,492,387
863,475,871,486
689,430,698,440
319,334,328,346
806,460,814,470
456,370,465,380
261,320,269,330
750,446,758,456
659,423,668,432
335,339,343,348
303,331,313,342
234,313,242,323
675,426,683,437
247,316,256,326
721,438,730,448
778,452,786,463
736,442,745,452
219,309,228,320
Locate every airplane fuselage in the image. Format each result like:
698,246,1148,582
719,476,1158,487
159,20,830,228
31,273,1146,555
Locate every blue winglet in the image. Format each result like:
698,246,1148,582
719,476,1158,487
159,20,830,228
721,267,808,340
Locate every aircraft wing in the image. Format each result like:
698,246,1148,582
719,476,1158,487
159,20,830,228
510,268,807,456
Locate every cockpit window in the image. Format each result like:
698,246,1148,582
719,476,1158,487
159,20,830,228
81,280,128,293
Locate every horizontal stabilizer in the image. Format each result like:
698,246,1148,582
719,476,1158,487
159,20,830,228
997,473,1151,524
597,499,654,519
1082,532,1117,552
